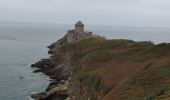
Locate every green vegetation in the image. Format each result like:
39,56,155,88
53,37,170,100
76,73,107,100
117,63,170,100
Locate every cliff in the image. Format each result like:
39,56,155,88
31,34,170,100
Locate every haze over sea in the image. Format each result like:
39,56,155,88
0,22,170,100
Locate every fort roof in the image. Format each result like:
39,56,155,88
76,21,83,25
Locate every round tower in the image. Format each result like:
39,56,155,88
75,21,84,33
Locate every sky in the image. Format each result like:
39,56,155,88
0,0,170,27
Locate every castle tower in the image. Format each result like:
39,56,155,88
75,21,84,33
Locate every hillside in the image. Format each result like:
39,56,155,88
32,36,170,100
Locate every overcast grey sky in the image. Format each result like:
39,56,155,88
0,0,170,27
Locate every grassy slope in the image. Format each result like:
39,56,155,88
54,37,170,100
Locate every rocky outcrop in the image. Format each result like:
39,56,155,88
31,26,170,100
31,80,69,100
31,35,72,100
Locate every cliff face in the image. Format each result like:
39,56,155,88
32,35,170,100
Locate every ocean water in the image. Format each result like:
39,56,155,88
0,22,170,100
0,22,66,100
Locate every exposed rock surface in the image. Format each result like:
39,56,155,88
31,26,170,100
31,35,70,100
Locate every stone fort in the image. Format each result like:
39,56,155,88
66,21,93,43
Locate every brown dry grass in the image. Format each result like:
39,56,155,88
58,38,170,100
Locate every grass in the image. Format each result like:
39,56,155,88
77,74,103,91
116,63,170,100
132,41,154,47
54,37,170,100
80,49,113,66
68,38,156,66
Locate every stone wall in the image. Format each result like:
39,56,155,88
75,24,84,33
66,21,93,43
66,32,93,43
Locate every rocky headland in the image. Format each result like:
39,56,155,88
31,22,170,100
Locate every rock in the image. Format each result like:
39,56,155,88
48,50,54,54
31,84,69,100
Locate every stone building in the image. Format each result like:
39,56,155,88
66,21,93,43
75,21,84,33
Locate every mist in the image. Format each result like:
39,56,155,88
0,0,170,27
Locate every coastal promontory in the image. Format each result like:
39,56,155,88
31,21,170,100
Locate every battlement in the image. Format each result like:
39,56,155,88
67,30,75,34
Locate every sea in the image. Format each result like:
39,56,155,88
0,22,170,100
